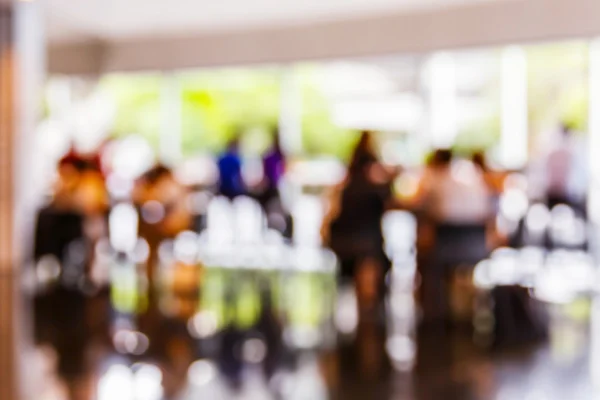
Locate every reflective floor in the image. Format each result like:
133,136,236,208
27,208,600,399
27,267,600,400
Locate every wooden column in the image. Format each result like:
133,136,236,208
0,2,44,399
0,4,18,399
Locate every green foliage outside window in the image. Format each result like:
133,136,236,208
99,74,162,149
528,42,589,135
296,66,361,162
180,68,282,156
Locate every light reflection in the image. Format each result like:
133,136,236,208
533,271,576,305
242,338,268,364
188,360,217,387
133,364,163,400
109,203,139,253
473,260,493,289
141,200,165,224
98,363,163,400
187,311,219,339
334,288,358,335
174,230,199,263
98,365,134,400
113,330,150,356
591,297,600,387
526,204,551,233
500,188,529,221
386,335,416,371
36,255,61,285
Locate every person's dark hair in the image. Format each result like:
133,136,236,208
142,164,171,185
348,131,377,175
472,151,487,171
560,122,574,138
59,154,101,173
226,136,241,152
271,128,282,152
429,149,453,168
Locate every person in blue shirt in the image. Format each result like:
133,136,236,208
217,137,246,199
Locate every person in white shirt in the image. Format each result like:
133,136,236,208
419,149,494,324
544,124,587,215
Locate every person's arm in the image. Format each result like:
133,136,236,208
320,181,346,245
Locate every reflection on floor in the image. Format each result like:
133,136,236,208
29,267,599,400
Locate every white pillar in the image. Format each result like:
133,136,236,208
279,67,303,155
500,46,528,170
159,73,182,165
427,52,457,149
589,39,600,223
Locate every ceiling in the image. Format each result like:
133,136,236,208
46,0,600,74
46,0,502,44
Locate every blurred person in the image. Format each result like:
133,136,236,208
543,123,587,215
471,151,506,248
33,154,108,284
419,149,494,325
259,130,285,207
60,146,103,176
254,283,284,379
327,132,396,313
134,164,193,256
337,320,390,391
472,151,496,192
134,166,192,287
422,149,492,229
259,131,294,237
131,164,193,346
217,137,246,200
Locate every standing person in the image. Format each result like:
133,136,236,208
327,132,395,312
217,137,246,200
260,131,293,237
260,131,285,207
420,150,493,325
544,123,587,215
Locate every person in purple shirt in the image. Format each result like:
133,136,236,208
260,132,285,206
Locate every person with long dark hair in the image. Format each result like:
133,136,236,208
327,131,396,311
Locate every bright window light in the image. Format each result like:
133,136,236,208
500,46,528,169
428,52,457,148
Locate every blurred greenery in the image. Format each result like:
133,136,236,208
99,74,162,149
94,44,590,163
180,68,282,156
527,42,589,135
99,67,361,162
296,66,361,162
453,51,502,158
453,114,501,157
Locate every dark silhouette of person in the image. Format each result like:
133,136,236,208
329,132,394,310
261,131,285,206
